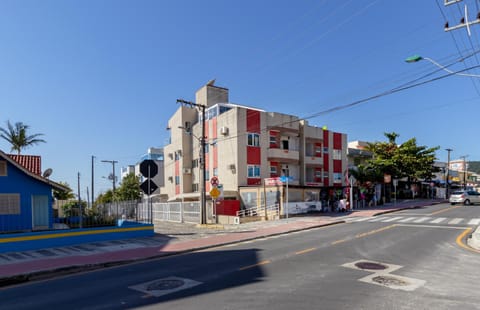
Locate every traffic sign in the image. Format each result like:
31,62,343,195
209,187,220,199
279,176,293,182
210,176,219,186
140,179,158,195
140,160,158,178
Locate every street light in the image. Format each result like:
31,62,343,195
405,55,480,78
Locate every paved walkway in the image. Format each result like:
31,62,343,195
1,199,476,287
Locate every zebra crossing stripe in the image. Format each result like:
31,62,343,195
430,217,447,224
368,217,385,222
448,218,463,225
468,218,480,225
398,217,417,223
413,217,432,223
350,217,371,222
381,217,403,222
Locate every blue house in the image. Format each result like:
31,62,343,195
0,150,68,233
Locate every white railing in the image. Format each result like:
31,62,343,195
237,203,280,218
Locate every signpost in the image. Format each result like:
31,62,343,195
210,177,220,223
280,175,293,219
140,160,158,224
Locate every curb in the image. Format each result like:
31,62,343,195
0,219,345,288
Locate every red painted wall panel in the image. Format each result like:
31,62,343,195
247,146,261,164
333,132,342,149
247,110,261,132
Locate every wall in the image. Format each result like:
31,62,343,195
0,161,53,232
0,223,154,253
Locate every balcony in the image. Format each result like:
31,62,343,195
305,155,323,166
267,147,299,162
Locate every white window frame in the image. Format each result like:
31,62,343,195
333,149,342,160
247,165,261,178
247,133,260,147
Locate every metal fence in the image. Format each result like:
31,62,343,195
150,201,201,224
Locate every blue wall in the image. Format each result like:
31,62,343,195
0,161,53,232
0,223,154,253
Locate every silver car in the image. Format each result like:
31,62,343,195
449,190,480,205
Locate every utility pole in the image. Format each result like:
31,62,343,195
77,172,82,228
445,148,453,198
177,99,207,225
443,1,480,35
91,156,95,207
102,159,118,220
460,155,469,189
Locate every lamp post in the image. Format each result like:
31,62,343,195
405,55,480,78
177,99,207,225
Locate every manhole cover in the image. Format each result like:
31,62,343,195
355,261,387,270
146,279,185,291
372,275,408,286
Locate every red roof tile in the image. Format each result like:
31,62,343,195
7,154,42,175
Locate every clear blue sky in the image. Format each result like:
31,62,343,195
1,0,479,198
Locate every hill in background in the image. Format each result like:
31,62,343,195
468,161,480,174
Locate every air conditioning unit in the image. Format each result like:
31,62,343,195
220,126,229,135
183,168,192,174
228,164,236,170
168,153,173,159
168,176,173,182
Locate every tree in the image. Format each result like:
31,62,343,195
366,132,440,198
96,190,114,204
0,120,46,154
116,173,142,201
53,182,75,200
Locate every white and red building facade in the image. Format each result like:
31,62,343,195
162,82,348,207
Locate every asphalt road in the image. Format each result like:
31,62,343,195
1,203,479,310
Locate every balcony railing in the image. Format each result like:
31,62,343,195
267,147,299,161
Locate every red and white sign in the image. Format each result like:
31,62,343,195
210,176,219,186
264,177,283,186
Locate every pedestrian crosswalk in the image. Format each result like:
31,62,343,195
348,216,480,226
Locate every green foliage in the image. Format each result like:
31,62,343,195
116,173,142,201
0,120,46,154
96,190,114,204
53,182,75,200
61,200,87,217
468,161,480,174
365,132,440,183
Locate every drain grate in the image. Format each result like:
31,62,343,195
355,261,387,270
372,275,408,286
147,279,185,291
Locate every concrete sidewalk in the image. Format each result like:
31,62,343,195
0,199,468,287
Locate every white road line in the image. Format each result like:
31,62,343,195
468,218,480,225
396,224,468,230
398,217,417,223
430,217,447,224
350,217,371,222
413,217,432,223
448,218,463,225
368,217,386,222
381,217,404,222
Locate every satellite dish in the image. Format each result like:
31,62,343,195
43,168,53,178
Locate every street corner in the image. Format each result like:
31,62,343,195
195,223,225,230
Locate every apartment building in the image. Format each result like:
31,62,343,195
162,82,348,206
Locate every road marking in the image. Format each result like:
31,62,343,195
238,260,271,271
367,217,385,222
381,216,403,222
430,217,447,224
456,228,480,254
448,218,463,225
468,218,480,225
355,225,396,238
430,205,462,215
413,217,431,223
398,217,417,223
331,239,348,245
295,247,317,255
350,217,371,222
396,224,467,230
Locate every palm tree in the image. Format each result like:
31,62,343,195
0,120,46,154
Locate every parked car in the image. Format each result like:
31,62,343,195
449,190,480,205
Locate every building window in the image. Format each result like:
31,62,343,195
193,183,199,192
0,161,6,176
323,147,329,154
205,171,210,181
247,133,260,147
175,176,180,185
333,173,342,183
0,193,20,215
315,170,322,178
192,159,199,168
270,166,277,175
323,171,329,178
248,165,261,178
315,146,322,155
269,135,277,146
333,149,342,160
213,168,218,176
